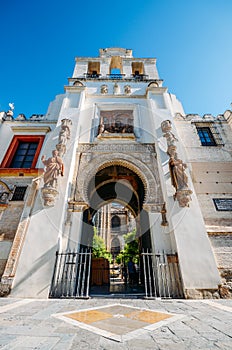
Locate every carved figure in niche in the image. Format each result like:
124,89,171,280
101,84,108,94
41,150,64,189
58,124,70,146
169,154,188,191
124,85,131,95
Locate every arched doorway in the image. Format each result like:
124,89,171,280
49,160,184,299
80,164,152,295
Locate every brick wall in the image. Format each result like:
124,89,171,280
208,233,232,280
0,202,24,277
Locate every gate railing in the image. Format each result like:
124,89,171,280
142,250,184,299
49,249,92,299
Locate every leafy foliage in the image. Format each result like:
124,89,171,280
116,229,139,264
92,232,112,262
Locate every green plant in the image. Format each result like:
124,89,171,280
92,232,112,262
116,229,139,264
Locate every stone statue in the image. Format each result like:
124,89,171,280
58,124,70,146
169,155,188,190
56,119,72,156
164,131,178,146
41,150,64,189
161,119,192,207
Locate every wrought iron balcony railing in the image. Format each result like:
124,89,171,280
132,74,149,81
106,73,126,79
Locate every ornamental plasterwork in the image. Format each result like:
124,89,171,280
77,143,156,154
74,146,163,210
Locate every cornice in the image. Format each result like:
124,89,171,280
11,126,51,134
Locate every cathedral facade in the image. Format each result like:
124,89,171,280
0,48,231,299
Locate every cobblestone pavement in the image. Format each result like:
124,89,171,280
0,297,232,349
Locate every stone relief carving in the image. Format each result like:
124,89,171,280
73,148,163,211
100,84,108,94
124,85,131,95
77,143,157,154
161,119,192,207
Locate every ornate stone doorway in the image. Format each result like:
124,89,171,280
79,164,152,296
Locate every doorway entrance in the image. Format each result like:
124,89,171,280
81,164,151,296
49,162,184,299
90,202,145,296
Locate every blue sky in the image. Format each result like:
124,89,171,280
0,0,231,118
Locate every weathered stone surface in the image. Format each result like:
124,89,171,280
0,283,11,297
219,285,231,299
185,289,203,299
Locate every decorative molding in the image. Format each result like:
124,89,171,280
174,189,192,208
11,126,51,134
74,144,163,211
68,201,89,212
0,169,43,177
41,187,59,207
96,133,135,140
77,143,156,154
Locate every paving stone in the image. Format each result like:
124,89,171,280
0,297,231,349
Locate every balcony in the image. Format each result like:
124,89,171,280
106,73,126,80
83,73,101,79
69,75,162,84
132,74,149,81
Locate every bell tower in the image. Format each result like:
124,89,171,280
5,48,221,299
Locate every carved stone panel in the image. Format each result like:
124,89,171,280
74,143,164,211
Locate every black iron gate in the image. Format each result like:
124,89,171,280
49,249,183,299
142,250,184,298
49,249,92,298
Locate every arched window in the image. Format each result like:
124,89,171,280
111,237,121,254
111,215,120,228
